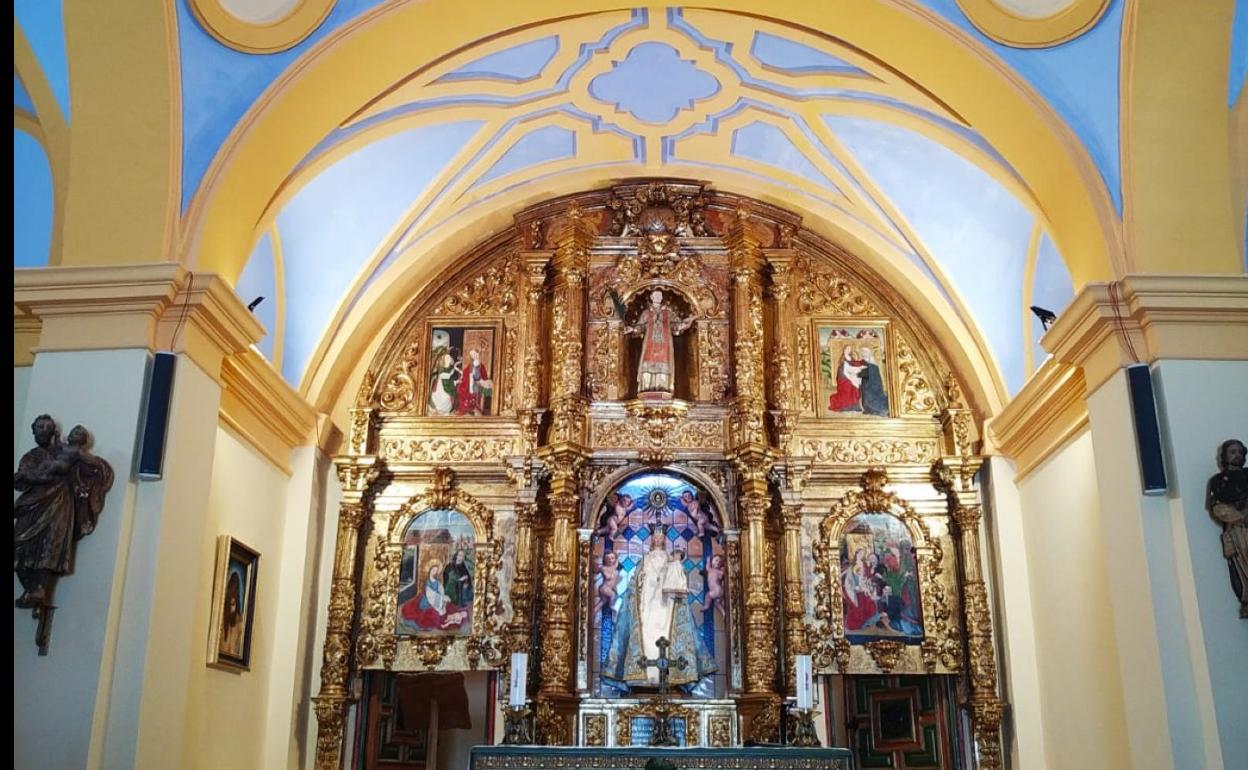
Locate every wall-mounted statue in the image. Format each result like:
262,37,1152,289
625,290,693,400
14,415,114,649
1206,438,1247,619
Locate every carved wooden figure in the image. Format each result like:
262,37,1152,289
13,415,114,652
1207,438,1248,618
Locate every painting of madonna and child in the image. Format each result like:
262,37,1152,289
840,513,923,645
819,325,890,416
396,509,476,636
426,326,495,416
590,473,727,698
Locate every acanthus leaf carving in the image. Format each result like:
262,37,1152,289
432,251,520,316
795,257,879,316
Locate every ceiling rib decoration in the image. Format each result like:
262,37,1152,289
236,7,1072,400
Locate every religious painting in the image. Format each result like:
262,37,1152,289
396,509,476,636
425,324,497,416
816,323,890,416
207,536,260,670
590,472,725,697
840,513,923,644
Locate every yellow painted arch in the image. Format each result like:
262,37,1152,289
295,166,1010,432
180,0,1124,288
14,24,69,266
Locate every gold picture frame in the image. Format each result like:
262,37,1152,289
422,318,505,417
809,318,893,417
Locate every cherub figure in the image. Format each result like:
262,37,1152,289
594,493,634,540
681,490,720,538
704,553,726,617
593,551,621,619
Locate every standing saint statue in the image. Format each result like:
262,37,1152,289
626,290,693,399
603,536,717,692
13,416,114,610
1206,439,1248,618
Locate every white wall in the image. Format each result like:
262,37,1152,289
1015,430,1132,770
14,365,31,462
1152,359,1248,767
13,349,151,770
982,456,1048,770
437,671,492,770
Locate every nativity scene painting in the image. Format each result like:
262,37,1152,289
818,324,890,416
840,513,923,644
396,509,476,636
590,473,726,698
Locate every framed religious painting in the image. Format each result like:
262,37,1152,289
839,512,923,645
396,509,477,637
812,320,892,417
423,320,502,417
207,536,260,671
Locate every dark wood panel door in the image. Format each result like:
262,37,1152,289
844,675,961,770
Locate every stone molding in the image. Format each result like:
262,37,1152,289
14,263,321,472
991,274,1247,478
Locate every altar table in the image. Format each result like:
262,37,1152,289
469,745,854,770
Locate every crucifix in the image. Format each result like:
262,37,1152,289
636,636,689,746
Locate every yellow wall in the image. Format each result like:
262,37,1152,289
177,425,290,768
1016,430,1133,769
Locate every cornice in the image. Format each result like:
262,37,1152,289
13,264,263,381
992,274,1245,478
1042,274,1248,395
987,357,1088,481
13,310,41,366
219,349,319,474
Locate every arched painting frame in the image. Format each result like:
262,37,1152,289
813,469,961,675
586,469,732,698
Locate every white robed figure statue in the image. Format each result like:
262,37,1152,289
603,537,717,690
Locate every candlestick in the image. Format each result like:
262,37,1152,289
509,652,528,707
795,654,813,710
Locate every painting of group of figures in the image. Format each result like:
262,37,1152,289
396,509,476,636
839,513,923,644
426,326,495,416
819,324,890,416
590,473,727,698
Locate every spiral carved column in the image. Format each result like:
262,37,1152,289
312,455,379,770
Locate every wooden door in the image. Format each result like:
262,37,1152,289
843,675,961,770
363,672,429,770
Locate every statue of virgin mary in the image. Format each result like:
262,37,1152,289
602,535,717,692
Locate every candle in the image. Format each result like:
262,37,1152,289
795,654,813,710
509,652,528,707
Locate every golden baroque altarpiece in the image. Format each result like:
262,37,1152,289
312,182,1004,769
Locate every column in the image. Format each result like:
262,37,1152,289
726,206,781,741
312,452,379,770
534,205,593,745
934,453,1003,770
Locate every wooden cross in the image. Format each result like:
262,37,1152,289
637,636,689,697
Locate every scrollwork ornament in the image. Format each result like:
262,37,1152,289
794,258,879,316
865,639,907,673
895,336,938,415
433,251,520,316
799,438,939,466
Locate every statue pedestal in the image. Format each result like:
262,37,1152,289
470,745,854,770
577,698,739,748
